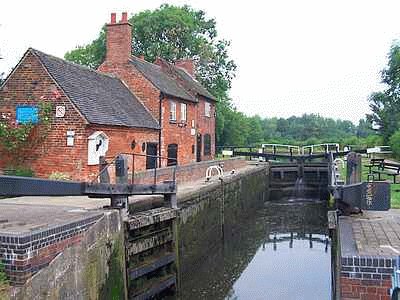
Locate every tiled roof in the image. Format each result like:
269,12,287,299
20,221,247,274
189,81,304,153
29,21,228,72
130,57,196,102
31,48,159,129
174,67,217,101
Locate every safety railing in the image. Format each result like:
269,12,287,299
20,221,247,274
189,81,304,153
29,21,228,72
301,143,340,155
261,144,301,155
93,153,177,186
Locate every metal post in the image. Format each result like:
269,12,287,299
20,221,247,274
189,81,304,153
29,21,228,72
154,155,157,185
113,155,129,220
99,156,110,184
131,154,135,185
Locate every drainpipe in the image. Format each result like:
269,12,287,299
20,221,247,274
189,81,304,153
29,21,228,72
159,92,164,167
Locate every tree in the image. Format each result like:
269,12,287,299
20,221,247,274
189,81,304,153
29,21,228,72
65,4,237,145
368,43,400,142
65,4,236,100
390,130,400,159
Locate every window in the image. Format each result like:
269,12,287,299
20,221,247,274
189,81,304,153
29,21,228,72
167,144,178,166
204,134,211,155
169,101,176,121
205,102,211,117
180,103,187,122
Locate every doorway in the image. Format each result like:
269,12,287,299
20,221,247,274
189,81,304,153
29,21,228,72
146,143,158,169
167,144,178,166
196,133,202,162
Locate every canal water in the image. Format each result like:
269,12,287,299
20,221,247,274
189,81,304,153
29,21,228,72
178,200,331,300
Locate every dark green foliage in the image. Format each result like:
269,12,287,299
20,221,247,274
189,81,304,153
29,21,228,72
368,43,400,142
217,112,376,147
0,262,8,284
390,130,400,159
4,167,35,177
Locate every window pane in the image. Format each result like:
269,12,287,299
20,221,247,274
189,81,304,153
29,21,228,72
181,103,187,121
205,102,211,117
170,101,176,121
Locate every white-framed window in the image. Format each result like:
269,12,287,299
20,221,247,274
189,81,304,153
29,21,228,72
169,101,176,121
180,103,187,122
205,102,211,117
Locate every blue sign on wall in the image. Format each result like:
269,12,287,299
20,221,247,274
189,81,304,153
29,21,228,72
16,106,39,124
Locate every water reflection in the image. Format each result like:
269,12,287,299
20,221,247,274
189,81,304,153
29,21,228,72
179,201,331,300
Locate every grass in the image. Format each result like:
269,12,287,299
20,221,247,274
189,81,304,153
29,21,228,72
337,156,400,209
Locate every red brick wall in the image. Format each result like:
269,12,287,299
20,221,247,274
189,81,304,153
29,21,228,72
105,13,132,65
0,50,88,179
0,50,159,181
340,277,391,300
197,96,216,161
85,124,159,180
161,96,196,166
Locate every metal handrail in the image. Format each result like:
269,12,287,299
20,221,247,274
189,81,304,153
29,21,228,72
93,152,177,185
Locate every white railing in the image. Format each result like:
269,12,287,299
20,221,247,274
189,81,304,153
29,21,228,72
205,165,224,181
261,144,300,155
301,143,340,155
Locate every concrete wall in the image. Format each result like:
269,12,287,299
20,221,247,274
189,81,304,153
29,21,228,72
9,211,126,300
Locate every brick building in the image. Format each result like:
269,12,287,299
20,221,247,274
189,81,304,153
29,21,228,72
98,12,216,166
0,12,216,180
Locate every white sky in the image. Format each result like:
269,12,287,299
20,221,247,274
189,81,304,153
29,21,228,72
1,0,399,124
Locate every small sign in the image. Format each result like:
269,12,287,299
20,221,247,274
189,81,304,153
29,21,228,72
190,128,196,136
16,106,38,124
222,150,233,156
56,106,65,118
66,131,75,146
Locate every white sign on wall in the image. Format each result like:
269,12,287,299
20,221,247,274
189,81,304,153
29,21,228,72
56,106,66,118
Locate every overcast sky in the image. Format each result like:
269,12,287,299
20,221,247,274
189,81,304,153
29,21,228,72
1,0,399,124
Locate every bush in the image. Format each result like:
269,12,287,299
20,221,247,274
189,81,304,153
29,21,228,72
0,262,8,284
49,172,71,181
390,130,400,159
3,167,34,177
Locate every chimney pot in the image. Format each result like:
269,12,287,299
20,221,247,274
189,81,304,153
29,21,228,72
110,13,116,24
121,12,128,23
104,12,132,64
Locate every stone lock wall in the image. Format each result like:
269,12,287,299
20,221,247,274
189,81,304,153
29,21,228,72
176,165,269,297
9,211,126,300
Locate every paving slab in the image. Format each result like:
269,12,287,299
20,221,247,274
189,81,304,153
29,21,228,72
340,209,400,257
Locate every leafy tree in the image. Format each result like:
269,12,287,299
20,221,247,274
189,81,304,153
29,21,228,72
65,4,237,144
65,4,236,99
368,43,400,142
390,130,400,159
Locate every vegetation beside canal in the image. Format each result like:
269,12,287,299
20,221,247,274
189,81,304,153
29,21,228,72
0,262,9,300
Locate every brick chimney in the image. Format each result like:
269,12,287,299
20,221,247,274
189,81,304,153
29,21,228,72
105,12,132,64
175,59,195,76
